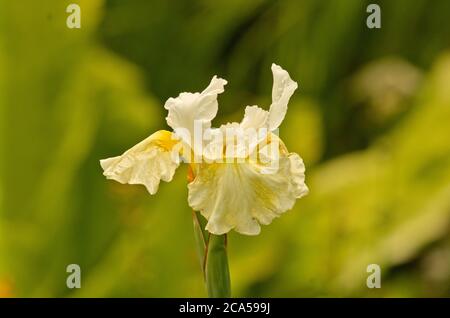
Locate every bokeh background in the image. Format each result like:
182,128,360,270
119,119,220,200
1,0,450,297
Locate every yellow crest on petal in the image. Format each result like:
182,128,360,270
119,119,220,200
100,130,181,195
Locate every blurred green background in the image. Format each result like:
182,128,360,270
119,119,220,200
1,0,450,297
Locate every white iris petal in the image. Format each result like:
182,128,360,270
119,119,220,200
164,76,227,146
239,64,297,132
100,131,179,195
188,142,308,235
240,105,269,130
268,63,298,131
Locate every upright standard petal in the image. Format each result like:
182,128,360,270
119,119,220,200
100,130,180,195
164,76,227,145
240,105,269,130
268,63,298,130
238,64,297,132
188,136,308,235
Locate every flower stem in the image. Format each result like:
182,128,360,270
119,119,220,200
205,233,231,297
192,211,231,297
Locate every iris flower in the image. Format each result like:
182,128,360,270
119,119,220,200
100,64,308,296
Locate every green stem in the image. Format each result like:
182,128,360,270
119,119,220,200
205,233,231,297
192,211,231,298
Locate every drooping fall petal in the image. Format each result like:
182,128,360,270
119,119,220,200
188,138,308,235
100,130,180,195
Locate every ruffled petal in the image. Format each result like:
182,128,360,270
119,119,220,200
164,76,227,145
100,130,180,195
240,105,269,130
188,138,308,235
268,63,298,130
238,65,297,133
